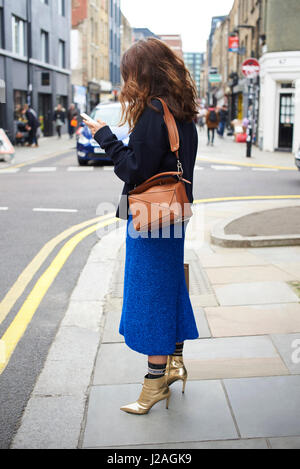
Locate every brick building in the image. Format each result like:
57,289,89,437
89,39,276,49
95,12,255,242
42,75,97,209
159,34,183,58
71,0,110,113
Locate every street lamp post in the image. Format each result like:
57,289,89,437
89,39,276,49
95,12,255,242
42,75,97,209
26,0,32,106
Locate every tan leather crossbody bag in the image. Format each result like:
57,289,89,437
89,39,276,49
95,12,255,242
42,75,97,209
128,98,193,232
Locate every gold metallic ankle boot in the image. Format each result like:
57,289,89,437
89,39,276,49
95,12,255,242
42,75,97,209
166,355,188,393
120,375,170,415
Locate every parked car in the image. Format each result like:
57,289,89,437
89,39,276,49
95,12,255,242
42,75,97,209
76,102,129,166
295,146,300,171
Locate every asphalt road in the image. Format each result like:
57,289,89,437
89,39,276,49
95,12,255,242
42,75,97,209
0,146,299,448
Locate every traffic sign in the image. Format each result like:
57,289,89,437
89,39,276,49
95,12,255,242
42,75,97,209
242,58,260,78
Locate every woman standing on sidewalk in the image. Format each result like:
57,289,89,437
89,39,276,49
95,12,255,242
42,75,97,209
83,38,199,414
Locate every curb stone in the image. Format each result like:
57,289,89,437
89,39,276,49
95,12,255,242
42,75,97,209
211,206,300,248
11,223,126,449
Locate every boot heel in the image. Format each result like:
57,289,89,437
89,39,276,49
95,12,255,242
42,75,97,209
166,393,170,409
182,377,187,394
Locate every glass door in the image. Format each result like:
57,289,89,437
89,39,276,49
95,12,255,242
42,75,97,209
278,93,294,149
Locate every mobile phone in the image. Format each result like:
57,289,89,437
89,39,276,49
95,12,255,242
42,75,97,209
80,113,97,124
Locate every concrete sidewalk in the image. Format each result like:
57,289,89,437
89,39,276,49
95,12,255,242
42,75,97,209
197,128,296,169
0,133,75,168
12,200,300,449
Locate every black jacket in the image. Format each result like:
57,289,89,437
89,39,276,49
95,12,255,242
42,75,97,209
53,110,65,124
94,99,198,220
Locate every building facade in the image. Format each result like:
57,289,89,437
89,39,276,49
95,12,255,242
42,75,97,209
109,0,121,90
0,0,71,139
259,0,300,153
159,34,183,58
121,13,132,57
132,28,158,43
183,52,205,98
71,0,110,113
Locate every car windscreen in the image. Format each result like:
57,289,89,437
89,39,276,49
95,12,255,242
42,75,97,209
90,106,122,127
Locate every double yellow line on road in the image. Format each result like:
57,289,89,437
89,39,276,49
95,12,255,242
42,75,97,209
0,213,118,374
2,194,300,374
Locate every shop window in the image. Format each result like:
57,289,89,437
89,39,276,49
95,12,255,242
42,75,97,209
12,16,26,56
0,8,4,49
14,90,27,120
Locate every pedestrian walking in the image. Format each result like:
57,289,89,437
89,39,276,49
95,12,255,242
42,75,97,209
67,103,78,139
53,104,65,138
217,105,228,138
22,104,40,147
206,105,220,146
83,38,199,415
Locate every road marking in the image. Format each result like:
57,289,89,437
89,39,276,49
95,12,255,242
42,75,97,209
0,168,20,174
197,156,297,171
67,166,94,171
0,149,73,172
0,212,115,327
29,167,57,172
211,165,241,171
103,166,114,171
252,168,279,172
195,166,204,171
0,216,118,375
194,195,300,204
0,207,8,210
33,208,78,213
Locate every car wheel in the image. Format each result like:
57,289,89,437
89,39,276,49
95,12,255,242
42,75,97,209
78,157,88,166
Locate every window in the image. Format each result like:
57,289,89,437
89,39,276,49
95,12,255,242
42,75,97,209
58,40,65,68
12,16,26,56
0,8,4,49
41,30,49,63
58,0,65,16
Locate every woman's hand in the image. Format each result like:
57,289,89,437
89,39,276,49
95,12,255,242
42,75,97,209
83,118,107,137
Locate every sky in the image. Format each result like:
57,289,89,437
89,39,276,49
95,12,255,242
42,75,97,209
120,0,234,53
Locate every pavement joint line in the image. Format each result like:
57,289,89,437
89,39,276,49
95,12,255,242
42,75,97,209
220,380,241,439
0,212,115,328
197,156,297,171
0,217,118,376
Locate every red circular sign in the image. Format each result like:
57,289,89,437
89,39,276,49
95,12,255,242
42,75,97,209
242,58,260,78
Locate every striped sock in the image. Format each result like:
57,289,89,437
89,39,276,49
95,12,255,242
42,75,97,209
147,361,167,379
173,342,184,357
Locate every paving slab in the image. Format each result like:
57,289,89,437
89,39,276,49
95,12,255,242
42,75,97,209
205,266,294,285
199,252,269,268
12,395,86,449
271,333,300,374
249,247,300,264
224,376,300,438
275,263,300,280
93,343,146,385
214,281,299,306
82,381,238,448
102,308,124,343
95,438,269,449
190,294,218,308
193,307,211,338
205,304,300,337
182,335,287,380
268,436,300,449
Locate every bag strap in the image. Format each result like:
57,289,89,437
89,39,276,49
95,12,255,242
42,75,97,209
155,98,180,159
144,171,191,185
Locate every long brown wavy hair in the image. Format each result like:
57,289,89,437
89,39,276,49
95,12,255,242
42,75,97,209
119,38,198,131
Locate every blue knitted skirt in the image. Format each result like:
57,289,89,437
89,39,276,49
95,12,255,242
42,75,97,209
119,214,199,356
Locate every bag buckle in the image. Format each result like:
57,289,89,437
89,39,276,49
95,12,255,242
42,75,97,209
177,160,183,177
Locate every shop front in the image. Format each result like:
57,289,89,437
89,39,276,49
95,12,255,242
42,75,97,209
259,51,300,153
